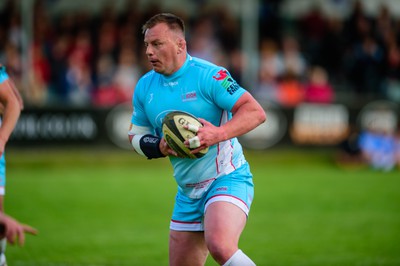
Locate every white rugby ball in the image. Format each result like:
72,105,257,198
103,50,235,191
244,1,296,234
162,111,209,159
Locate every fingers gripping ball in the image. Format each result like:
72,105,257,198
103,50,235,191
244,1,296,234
162,111,209,159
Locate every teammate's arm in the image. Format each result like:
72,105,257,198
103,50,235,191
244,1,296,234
0,69,24,157
0,212,37,246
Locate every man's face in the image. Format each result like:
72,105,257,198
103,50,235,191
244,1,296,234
144,23,180,75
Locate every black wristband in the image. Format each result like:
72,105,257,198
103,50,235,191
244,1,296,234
139,134,165,159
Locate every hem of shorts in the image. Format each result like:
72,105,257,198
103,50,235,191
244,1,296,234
204,194,249,216
170,220,204,231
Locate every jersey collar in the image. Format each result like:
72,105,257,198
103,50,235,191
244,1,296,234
162,54,192,81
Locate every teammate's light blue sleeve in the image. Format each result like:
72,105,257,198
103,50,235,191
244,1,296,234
0,66,7,194
0,66,9,83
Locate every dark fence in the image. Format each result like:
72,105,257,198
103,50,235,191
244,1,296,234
9,101,399,150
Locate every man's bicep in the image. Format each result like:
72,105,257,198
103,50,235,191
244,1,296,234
231,92,253,114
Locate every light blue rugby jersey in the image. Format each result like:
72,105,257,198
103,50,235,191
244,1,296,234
0,66,8,180
0,66,9,83
131,55,248,198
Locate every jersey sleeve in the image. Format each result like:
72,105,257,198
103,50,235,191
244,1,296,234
203,67,246,112
131,78,152,128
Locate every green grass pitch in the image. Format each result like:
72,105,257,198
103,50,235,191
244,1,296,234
4,147,400,265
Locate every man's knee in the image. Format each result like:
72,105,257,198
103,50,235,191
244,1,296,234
206,237,237,265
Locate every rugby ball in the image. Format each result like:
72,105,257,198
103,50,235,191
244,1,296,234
162,111,209,159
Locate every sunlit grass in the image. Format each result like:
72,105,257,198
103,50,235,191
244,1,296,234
4,147,400,265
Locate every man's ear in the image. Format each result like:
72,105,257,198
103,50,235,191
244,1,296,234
177,39,185,53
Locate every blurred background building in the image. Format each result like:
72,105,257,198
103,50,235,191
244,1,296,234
1,0,399,164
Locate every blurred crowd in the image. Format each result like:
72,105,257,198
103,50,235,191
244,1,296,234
0,0,399,108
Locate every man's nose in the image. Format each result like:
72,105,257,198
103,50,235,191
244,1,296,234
146,45,153,56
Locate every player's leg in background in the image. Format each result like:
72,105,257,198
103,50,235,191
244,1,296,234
204,202,255,266
169,230,208,266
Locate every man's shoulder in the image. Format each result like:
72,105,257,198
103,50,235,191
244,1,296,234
137,70,162,90
189,56,219,70
188,56,228,79
139,70,157,82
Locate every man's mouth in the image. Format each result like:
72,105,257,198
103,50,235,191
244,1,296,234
149,59,159,66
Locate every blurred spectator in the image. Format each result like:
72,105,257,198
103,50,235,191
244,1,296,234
258,0,282,41
383,43,400,102
276,71,304,108
92,54,116,107
396,129,400,169
212,6,240,53
254,39,281,104
303,66,334,104
299,3,327,65
96,20,118,58
260,33,308,108
63,29,93,106
7,13,23,51
112,47,140,104
30,43,51,105
188,16,221,64
319,17,347,83
374,4,396,47
226,48,245,84
65,51,93,106
255,66,279,106
2,43,22,89
359,127,397,172
344,0,372,45
0,0,399,107
259,39,283,81
71,30,93,67
277,35,307,80
335,126,364,169
348,34,385,96
48,34,71,104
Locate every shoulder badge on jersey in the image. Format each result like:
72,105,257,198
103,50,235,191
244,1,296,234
212,69,240,95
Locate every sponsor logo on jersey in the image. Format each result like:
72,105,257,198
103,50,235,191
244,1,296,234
213,69,240,95
181,91,197,102
213,69,228,81
163,81,179,87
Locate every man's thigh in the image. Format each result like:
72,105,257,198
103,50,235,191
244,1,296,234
169,230,208,266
